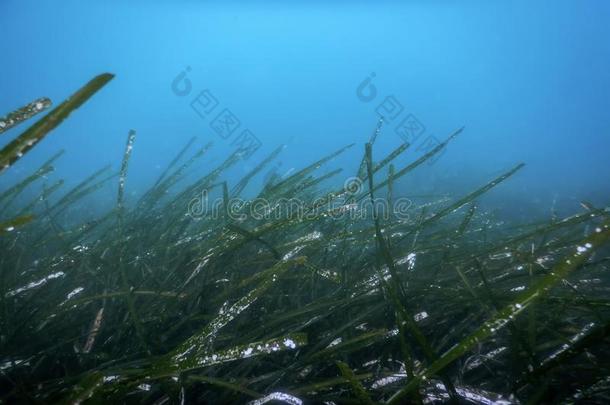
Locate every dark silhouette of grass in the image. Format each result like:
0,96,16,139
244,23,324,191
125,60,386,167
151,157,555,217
1,74,609,404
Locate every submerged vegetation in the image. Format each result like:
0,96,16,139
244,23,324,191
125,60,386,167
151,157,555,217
1,74,609,404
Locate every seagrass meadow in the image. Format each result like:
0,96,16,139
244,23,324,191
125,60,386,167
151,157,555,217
1,74,610,405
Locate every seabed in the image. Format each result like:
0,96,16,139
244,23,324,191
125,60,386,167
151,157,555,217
1,75,609,404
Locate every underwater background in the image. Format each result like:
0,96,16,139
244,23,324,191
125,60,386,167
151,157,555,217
2,0,610,215
2,1,610,404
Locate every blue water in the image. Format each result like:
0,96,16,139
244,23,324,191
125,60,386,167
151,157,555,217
2,0,609,218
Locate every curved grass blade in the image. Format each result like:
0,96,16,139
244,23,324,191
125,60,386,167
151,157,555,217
188,375,261,398
117,130,136,216
356,118,384,179
232,144,285,197
247,391,304,405
267,144,354,195
0,150,63,210
49,164,112,214
357,127,463,201
373,142,410,174
336,361,375,405
153,136,197,188
364,142,458,403
404,163,525,237
456,202,477,236
72,333,309,402
0,73,114,173
17,179,64,215
138,142,213,211
290,372,374,395
387,222,610,404
170,257,305,367
227,223,282,260
114,129,150,355
0,214,34,235
0,97,51,135
168,332,307,371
